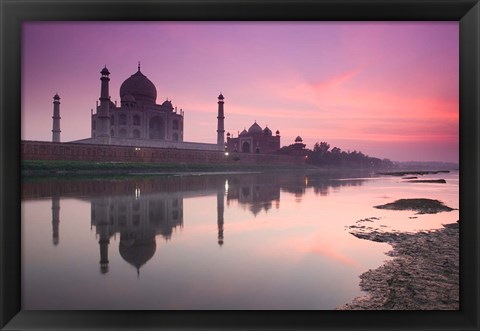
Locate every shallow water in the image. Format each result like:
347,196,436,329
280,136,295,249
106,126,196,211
21,170,459,309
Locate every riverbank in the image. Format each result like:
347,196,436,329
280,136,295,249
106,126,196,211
21,159,320,177
22,159,390,178
338,221,459,310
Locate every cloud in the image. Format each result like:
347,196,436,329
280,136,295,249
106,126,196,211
310,68,363,93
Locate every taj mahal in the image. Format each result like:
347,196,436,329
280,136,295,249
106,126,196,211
50,64,287,155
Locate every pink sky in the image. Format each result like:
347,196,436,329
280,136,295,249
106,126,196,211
22,22,459,162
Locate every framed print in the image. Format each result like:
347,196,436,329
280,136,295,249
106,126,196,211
1,0,479,330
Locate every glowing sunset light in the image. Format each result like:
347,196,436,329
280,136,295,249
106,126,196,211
22,21,458,162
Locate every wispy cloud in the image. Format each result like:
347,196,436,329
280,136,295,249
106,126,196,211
310,68,363,93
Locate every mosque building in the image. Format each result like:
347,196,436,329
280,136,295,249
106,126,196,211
226,122,281,154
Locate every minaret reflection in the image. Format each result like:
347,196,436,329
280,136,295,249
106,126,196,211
217,190,224,246
94,197,112,274
90,191,183,275
51,196,60,246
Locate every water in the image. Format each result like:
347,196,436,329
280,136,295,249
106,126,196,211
21,170,459,310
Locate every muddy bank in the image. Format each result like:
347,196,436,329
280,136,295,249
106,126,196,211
405,179,446,184
374,198,455,214
338,222,459,310
378,170,450,176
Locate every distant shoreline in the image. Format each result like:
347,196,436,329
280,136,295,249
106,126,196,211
21,160,315,176
338,222,459,310
21,160,390,178
21,159,459,185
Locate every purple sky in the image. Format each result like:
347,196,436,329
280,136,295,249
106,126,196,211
22,22,459,162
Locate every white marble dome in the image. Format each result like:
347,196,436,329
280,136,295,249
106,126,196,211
120,69,157,105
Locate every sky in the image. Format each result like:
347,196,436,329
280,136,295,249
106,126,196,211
22,22,459,162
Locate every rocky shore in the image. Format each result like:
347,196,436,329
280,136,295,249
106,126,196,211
338,221,459,310
374,198,455,214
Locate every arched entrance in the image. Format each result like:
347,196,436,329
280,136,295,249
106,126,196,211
242,141,251,153
149,116,165,139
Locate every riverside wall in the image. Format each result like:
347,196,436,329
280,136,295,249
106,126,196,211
73,136,224,151
21,140,305,166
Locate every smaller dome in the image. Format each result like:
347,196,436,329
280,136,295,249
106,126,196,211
100,66,110,76
161,100,174,110
248,122,263,134
263,126,272,135
276,130,280,136
239,128,248,136
226,132,231,136
295,136,303,143
122,94,136,102
218,93,224,100
53,93,60,100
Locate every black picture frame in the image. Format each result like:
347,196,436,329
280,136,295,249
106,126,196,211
1,0,479,330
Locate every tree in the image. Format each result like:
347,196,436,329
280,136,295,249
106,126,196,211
313,142,330,155
302,140,396,170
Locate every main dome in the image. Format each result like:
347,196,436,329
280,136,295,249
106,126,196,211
248,122,263,134
120,69,157,105
119,236,156,272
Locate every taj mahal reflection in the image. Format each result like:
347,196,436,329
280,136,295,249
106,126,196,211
91,192,184,274
36,172,366,275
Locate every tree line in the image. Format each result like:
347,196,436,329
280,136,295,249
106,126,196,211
278,141,395,169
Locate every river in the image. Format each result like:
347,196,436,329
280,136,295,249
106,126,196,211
21,170,459,309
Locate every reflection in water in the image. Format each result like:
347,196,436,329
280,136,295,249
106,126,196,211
29,172,369,277
91,193,184,275
23,171,458,309
217,191,224,246
51,196,60,246
226,175,280,216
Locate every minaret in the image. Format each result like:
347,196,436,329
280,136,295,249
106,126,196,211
52,93,61,142
217,93,225,148
97,66,111,142
217,190,224,246
51,196,60,246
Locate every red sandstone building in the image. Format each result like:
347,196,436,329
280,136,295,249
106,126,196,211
226,122,281,154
